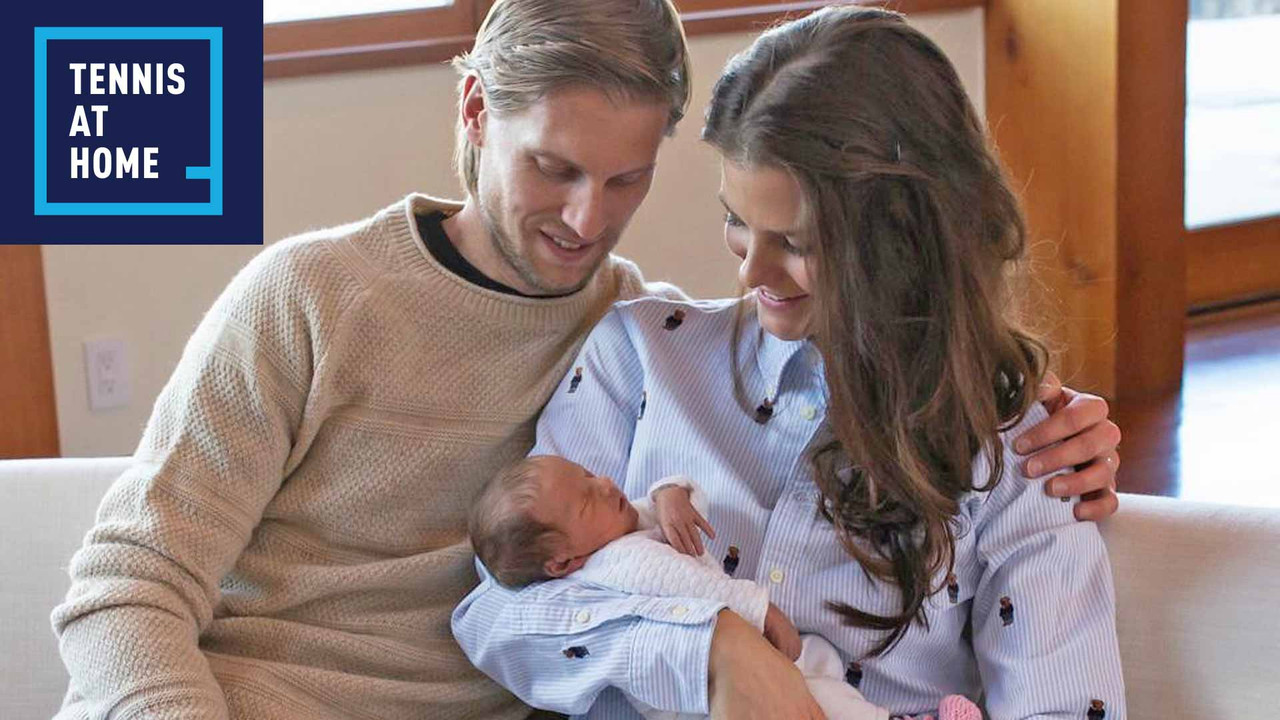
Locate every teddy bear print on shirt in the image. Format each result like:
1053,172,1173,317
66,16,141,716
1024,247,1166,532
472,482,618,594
999,596,1014,627
663,310,685,331
844,661,863,689
754,397,775,424
722,546,740,576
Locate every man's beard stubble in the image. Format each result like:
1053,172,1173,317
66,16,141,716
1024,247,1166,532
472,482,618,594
479,196,609,297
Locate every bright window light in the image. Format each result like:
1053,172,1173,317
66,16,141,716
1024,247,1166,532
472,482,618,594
264,1,453,25
1185,3,1280,229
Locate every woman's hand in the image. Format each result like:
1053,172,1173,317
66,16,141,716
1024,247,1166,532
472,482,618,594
1018,371,1122,521
709,610,825,720
653,485,716,555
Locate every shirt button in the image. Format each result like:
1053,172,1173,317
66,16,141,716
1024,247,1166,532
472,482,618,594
769,568,785,584
575,610,591,625
801,405,817,421
671,605,689,618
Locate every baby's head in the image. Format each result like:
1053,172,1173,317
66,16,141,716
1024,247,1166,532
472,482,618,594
470,455,639,587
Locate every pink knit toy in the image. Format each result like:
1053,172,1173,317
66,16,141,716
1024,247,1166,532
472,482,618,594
908,694,983,720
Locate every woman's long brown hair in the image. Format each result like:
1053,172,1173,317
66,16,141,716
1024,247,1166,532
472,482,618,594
704,6,1047,656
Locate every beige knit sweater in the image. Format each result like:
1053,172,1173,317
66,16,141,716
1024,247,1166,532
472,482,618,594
52,194,664,720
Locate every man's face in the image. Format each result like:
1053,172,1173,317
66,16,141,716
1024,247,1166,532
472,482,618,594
473,87,669,295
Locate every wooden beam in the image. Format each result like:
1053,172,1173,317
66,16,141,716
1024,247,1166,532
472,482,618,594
986,0,1186,402
1187,215,1280,311
1115,0,1188,400
0,247,60,458
985,1,1120,397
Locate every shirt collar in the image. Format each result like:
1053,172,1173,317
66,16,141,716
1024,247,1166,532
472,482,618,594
753,319,816,399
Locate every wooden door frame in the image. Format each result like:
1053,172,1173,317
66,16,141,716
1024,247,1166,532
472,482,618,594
0,246,60,458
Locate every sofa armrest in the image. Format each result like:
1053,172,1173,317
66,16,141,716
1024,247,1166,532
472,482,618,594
0,456,132,719
1101,492,1280,720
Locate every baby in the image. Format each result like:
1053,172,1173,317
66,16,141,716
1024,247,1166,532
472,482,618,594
468,455,980,720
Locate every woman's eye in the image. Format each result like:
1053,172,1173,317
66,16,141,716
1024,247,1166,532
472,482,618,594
724,212,746,228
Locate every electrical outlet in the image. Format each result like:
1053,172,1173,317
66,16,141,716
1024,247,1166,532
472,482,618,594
84,338,131,411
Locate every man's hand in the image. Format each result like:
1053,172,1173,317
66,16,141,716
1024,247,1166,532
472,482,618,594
709,610,825,720
1018,371,1122,521
653,485,715,555
763,603,802,661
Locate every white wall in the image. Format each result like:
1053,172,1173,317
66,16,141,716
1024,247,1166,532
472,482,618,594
43,8,985,457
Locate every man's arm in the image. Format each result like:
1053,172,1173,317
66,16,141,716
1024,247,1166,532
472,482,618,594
1022,372,1123,520
51,244,314,719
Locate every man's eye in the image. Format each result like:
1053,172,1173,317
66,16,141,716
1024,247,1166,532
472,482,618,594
724,212,746,228
537,161,574,179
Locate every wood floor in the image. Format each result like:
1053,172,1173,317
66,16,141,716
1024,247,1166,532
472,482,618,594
1117,300,1280,507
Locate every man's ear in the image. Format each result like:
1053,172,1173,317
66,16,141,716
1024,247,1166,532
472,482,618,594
544,554,588,578
460,74,488,149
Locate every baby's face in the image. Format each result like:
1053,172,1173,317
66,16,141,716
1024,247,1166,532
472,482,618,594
529,456,639,563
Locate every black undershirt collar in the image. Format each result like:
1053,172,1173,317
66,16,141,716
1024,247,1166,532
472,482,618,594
416,211,534,297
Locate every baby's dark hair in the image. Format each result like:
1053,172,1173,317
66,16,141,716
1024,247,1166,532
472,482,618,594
469,456,566,588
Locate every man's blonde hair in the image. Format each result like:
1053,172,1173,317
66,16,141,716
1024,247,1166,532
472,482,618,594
451,0,691,195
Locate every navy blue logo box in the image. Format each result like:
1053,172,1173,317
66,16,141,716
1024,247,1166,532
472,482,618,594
3,2,263,244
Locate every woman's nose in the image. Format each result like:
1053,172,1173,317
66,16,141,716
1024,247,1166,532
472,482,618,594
738,236,775,288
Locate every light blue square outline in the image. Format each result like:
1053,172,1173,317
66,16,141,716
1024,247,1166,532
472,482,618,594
34,26,223,216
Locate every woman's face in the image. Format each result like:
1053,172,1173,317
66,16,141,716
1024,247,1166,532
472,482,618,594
720,160,815,341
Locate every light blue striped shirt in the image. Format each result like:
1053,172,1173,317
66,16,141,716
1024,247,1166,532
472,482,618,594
453,297,1126,719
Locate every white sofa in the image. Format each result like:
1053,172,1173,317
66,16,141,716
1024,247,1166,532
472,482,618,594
3,457,1278,719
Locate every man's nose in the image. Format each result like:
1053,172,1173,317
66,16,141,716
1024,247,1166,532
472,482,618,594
563,183,608,242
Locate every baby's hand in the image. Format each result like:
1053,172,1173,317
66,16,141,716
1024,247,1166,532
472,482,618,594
653,485,715,555
763,603,802,662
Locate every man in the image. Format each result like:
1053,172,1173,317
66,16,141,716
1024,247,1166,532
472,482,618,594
53,2,1121,719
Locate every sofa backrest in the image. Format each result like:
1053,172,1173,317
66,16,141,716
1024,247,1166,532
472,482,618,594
1,457,130,720
3,459,1279,719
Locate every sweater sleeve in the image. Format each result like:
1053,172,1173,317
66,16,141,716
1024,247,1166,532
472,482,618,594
51,242,322,719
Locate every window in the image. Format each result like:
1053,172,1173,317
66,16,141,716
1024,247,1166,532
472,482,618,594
262,0,980,79
1185,1,1280,229
264,1,456,25
1184,0,1280,309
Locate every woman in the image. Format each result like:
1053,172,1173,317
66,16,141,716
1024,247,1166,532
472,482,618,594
454,7,1125,718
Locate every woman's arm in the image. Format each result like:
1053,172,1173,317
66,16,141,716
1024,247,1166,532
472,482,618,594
453,307,721,715
973,404,1127,718
452,560,726,715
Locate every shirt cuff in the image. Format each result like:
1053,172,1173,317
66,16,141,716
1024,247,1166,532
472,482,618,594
628,598,724,715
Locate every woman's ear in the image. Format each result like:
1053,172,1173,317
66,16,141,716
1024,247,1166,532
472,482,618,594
460,74,488,148
544,554,588,578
